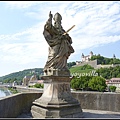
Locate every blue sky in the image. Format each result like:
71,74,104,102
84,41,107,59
0,1,120,77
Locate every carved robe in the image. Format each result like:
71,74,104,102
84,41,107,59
43,19,74,72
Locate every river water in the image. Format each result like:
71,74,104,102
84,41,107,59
0,87,11,98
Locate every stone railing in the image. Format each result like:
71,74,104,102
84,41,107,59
72,91,120,112
15,85,43,93
0,92,42,118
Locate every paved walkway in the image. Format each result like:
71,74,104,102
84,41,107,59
82,109,120,118
17,109,120,118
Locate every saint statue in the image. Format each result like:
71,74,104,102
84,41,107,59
43,11,75,76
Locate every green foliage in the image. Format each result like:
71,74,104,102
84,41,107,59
113,58,120,64
109,86,117,92
70,77,80,90
88,76,107,92
91,55,104,64
70,76,92,90
70,75,107,92
8,87,18,94
33,83,44,88
90,55,120,65
70,64,94,74
81,64,94,70
67,62,76,68
96,66,120,79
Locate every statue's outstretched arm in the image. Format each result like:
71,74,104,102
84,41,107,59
49,11,53,21
45,11,53,30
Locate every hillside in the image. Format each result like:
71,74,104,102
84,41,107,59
0,68,43,83
70,64,94,73
70,64,120,79
70,64,96,77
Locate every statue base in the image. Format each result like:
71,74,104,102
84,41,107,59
31,76,83,118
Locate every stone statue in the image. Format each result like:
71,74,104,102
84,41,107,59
31,11,83,118
43,11,75,76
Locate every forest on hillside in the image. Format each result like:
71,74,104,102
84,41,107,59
0,68,43,84
90,54,120,64
96,65,120,79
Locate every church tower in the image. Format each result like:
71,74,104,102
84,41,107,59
113,54,116,59
81,53,84,62
89,51,93,58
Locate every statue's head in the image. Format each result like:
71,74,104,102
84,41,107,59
53,12,62,22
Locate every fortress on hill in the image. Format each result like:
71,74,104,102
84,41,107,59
74,51,119,69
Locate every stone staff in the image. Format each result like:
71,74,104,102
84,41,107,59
63,25,75,35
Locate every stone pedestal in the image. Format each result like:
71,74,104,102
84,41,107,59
31,76,83,118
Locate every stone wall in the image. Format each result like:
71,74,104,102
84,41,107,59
74,60,120,69
96,64,113,69
73,60,98,69
0,92,42,118
15,85,43,93
72,91,120,112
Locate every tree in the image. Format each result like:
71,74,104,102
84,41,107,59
67,62,76,68
34,83,44,88
90,54,120,65
81,64,94,70
70,77,81,90
70,76,92,90
88,76,107,92
96,66,120,79
109,86,117,92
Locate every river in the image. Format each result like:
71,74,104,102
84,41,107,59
0,87,11,98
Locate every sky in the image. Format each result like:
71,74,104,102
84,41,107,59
0,1,120,77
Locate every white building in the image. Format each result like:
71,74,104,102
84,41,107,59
81,51,93,62
106,78,120,91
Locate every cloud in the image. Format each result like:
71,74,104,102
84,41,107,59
0,22,49,65
2,1,120,47
2,1,43,9
0,42,48,64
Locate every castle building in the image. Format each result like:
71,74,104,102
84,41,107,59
81,51,93,62
22,75,31,86
75,51,120,69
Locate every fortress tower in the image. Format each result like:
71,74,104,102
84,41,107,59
81,51,93,62
113,54,116,59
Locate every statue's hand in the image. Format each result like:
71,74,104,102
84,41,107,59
49,11,53,19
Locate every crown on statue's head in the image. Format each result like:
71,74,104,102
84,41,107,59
53,12,62,22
